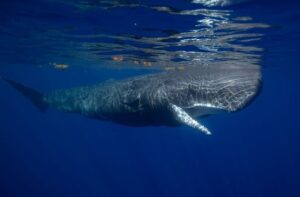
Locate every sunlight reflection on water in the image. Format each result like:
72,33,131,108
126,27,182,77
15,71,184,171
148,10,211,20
0,0,270,70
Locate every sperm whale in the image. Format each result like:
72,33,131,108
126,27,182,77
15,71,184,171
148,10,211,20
2,63,261,135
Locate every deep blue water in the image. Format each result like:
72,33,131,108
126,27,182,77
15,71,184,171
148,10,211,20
0,0,300,196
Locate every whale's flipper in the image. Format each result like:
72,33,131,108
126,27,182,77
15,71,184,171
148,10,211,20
170,104,211,135
2,77,49,112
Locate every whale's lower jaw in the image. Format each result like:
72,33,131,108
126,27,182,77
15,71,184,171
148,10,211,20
169,104,211,135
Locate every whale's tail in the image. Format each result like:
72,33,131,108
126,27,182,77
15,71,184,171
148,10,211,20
1,77,49,112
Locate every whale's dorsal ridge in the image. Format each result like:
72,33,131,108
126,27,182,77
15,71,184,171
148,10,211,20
170,104,211,135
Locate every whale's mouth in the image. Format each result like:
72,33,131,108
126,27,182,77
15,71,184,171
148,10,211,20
184,102,227,117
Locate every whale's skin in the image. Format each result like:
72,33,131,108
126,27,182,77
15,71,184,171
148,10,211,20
43,63,261,133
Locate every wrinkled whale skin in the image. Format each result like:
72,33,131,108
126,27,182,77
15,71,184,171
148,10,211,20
42,63,261,134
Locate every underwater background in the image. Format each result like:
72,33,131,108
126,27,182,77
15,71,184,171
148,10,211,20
0,0,299,196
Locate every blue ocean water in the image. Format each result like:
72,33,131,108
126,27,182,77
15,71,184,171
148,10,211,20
0,0,299,196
